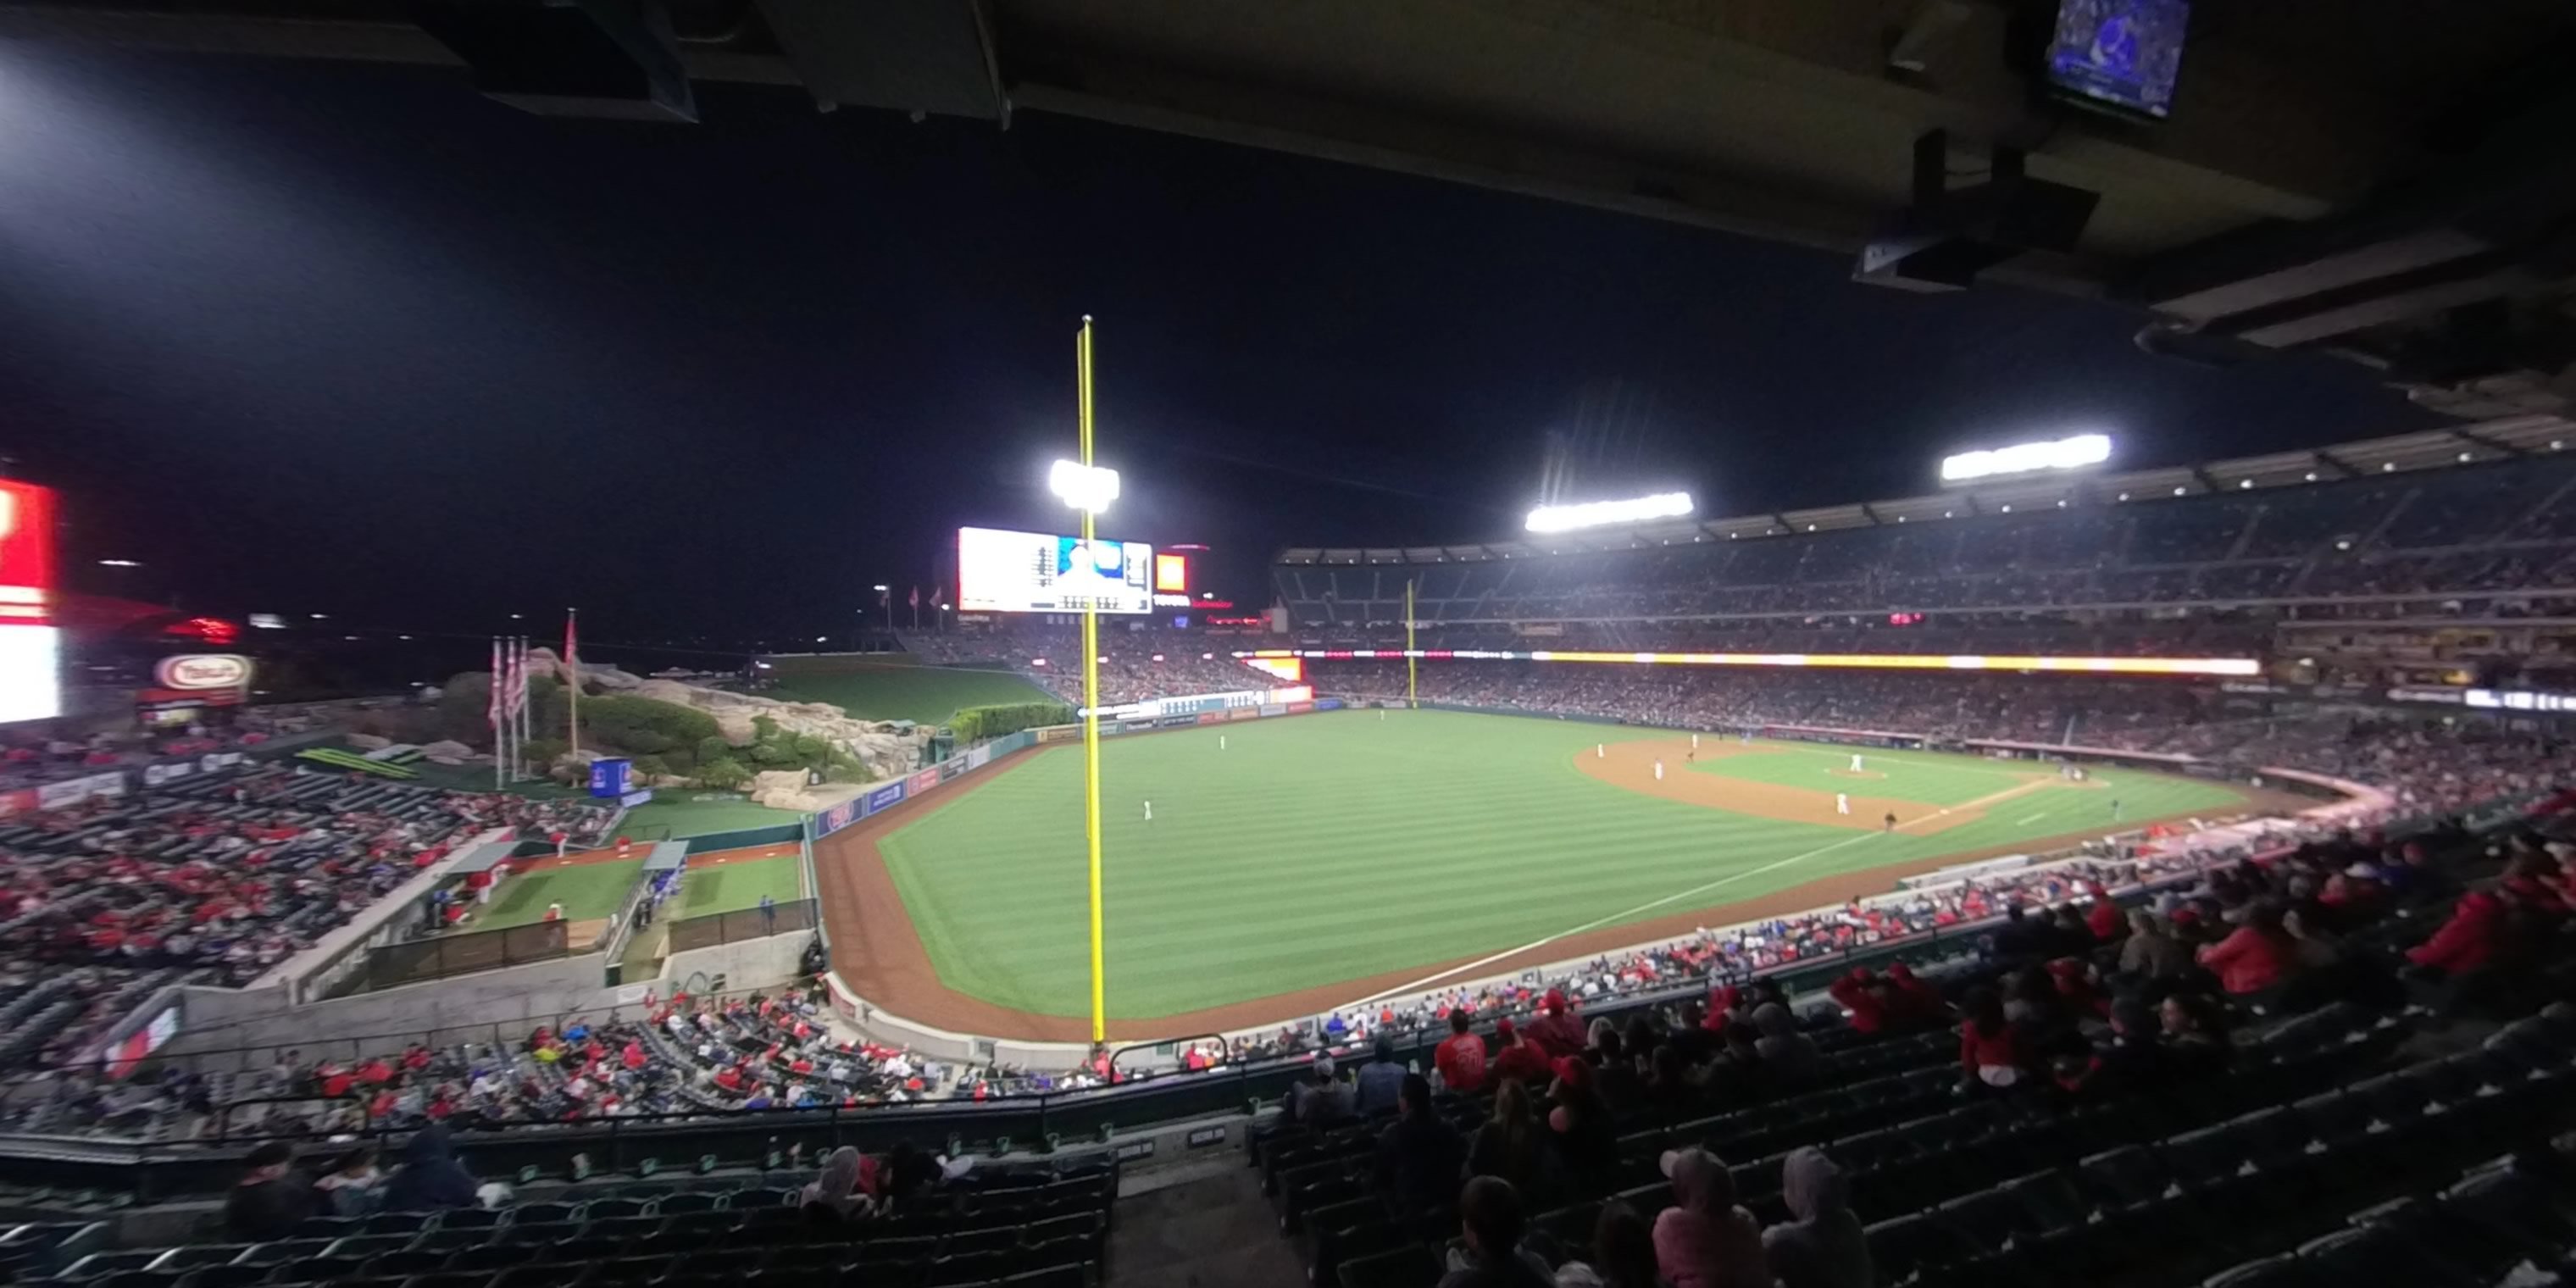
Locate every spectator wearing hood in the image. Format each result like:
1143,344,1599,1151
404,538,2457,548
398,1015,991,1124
1652,1148,1773,1288
801,1146,872,1220
1357,1035,1408,1116
380,1124,480,1212
1761,1148,1870,1288
1749,1005,1818,1083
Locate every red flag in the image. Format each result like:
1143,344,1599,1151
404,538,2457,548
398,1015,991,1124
487,637,503,732
909,586,919,608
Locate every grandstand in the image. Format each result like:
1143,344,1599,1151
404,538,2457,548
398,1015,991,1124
1273,419,2576,631
4,428,2576,1288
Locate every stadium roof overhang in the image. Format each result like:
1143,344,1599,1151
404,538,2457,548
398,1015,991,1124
1273,414,2576,564
8,0,2573,408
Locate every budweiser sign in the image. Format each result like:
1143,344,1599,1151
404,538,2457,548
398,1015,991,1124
153,654,252,690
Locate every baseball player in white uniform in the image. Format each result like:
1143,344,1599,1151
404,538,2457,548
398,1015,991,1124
1849,753,1866,773
1836,792,1851,816
1142,800,1152,823
1653,759,1665,782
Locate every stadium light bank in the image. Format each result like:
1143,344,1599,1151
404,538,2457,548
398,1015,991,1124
1940,433,2112,484
1524,491,1695,534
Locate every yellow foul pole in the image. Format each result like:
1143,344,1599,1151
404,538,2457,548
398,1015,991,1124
1078,318,1106,1046
1406,580,1418,708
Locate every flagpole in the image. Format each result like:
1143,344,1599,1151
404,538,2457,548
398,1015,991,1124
491,636,505,791
566,609,580,759
1079,316,1106,1047
514,637,530,781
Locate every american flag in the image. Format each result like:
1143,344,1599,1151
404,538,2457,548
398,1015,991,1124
488,637,505,733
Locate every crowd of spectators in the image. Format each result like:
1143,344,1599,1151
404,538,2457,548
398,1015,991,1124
1306,797,2572,1288
0,764,615,1077
1278,456,2576,627
0,724,280,791
0,978,1115,1140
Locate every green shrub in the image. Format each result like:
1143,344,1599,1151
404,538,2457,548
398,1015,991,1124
697,757,751,789
580,695,719,757
521,737,569,769
630,754,671,780
949,701,1074,742
697,735,736,765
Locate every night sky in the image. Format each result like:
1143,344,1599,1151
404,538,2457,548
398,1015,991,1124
0,43,2436,645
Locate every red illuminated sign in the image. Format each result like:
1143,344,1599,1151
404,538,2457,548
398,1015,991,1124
1155,553,1188,593
0,480,58,625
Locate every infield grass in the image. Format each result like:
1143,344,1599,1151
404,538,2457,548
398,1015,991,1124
619,796,804,840
876,709,2250,1020
768,663,1055,724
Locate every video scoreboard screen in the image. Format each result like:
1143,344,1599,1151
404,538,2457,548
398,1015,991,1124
957,525,1155,615
0,480,60,724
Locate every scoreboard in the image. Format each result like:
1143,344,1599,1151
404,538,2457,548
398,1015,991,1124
0,480,59,724
957,525,1155,615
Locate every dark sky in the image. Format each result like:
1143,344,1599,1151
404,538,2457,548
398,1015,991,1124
0,43,2435,644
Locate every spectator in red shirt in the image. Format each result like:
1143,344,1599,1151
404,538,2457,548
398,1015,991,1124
1522,989,1586,1058
1491,1019,1554,1088
2196,902,2294,997
1957,987,2024,1091
2406,888,2507,976
1434,1008,1489,1094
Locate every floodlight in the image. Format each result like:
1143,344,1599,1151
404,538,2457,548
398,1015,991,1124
1524,491,1693,534
1939,433,2112,483
1049,459,1121,514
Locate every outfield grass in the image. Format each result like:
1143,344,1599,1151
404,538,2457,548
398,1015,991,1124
674,853,805,918
768,664,1055,724
479,860,641,930
1685,747,2036,806
877,709,2251,1020
619,796,803,840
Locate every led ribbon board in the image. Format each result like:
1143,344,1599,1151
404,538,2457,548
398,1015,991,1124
1235,648,2258,678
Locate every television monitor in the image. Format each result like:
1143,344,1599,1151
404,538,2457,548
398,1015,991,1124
2046,0,2189,119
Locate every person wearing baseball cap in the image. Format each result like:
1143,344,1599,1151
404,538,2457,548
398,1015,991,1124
1491,1019,1553,1088
1523,987,1586,1058
1652,1147,1771,1288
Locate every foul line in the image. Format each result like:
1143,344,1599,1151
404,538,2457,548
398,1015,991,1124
1337,784,2016,1011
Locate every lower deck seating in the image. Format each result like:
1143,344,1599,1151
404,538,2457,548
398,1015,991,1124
7,1158,1118,1288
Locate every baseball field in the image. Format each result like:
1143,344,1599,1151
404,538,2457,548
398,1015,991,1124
817,708,2273,1040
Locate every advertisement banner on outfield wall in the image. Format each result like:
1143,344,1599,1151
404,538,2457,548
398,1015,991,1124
1286,702,1313,714
1154,714,1197,729
1257,703,1285,718
1196,713,1225,725
905,769,940,797
1226,708,1258,721
1317,699,1343,711
816,798,860,837
863,782,906,814
963,743,993,769
936,758,966,783
1035,724,1082,745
